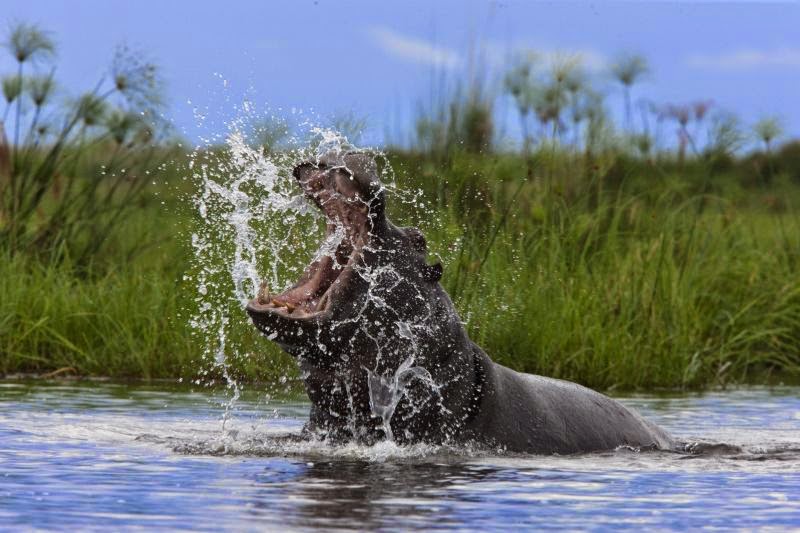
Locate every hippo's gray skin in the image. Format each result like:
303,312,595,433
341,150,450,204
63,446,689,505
246,152,673,454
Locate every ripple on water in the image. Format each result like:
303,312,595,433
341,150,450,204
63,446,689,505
1,382,799,530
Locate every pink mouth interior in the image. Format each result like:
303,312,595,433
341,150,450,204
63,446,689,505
252,165,370,318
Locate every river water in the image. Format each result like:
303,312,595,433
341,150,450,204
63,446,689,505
1,381,798,531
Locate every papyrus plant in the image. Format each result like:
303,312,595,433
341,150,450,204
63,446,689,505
0,22,172,267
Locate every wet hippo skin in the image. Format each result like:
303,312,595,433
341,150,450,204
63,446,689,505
247,151,673,454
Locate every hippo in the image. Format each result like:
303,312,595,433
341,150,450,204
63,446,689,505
246,151,673,454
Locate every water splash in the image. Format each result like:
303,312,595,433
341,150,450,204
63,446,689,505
368,356,436,441
188,97,322,421
187,88,445,442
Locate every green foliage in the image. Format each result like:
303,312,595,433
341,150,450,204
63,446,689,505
2,75,22,108
610,53,649,88
0,185,296,383
414,70,494,156
1,24,798,391
753,115,784,151
27,73,56,107
391,151,800,389
0,253,292,382
777,141,800,184
0,22,172,268
0,251,191,378
4,22,55,64
2,148,800,389
610,52,649,129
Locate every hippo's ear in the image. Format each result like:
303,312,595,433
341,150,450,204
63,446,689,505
343,153,377,182
343,152,378,181
422,262,443,283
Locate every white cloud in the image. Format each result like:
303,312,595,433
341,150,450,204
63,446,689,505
687,48,800,70
366,29,607,74
367,27,462,69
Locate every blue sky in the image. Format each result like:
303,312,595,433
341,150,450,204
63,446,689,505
3,0,799,147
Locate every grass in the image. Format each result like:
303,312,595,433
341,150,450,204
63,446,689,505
0,180,295,384
392,150,800,389
1,20,797,391
1,149,799,390
0,251,192,378
443,202,800,389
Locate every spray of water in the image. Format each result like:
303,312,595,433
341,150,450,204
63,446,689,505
187,92,448,443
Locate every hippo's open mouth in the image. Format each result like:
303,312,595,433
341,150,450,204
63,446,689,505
245,159,373,321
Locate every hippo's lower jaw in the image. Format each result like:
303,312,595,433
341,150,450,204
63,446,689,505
245,232,365,322
246,152,675,455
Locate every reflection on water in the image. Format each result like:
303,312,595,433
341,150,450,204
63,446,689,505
1,381,799,530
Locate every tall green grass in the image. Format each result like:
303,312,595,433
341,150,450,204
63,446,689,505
0,252,190,378
0,184,295,383
444,201,800,389
2,21,798,390
2,149,799,390
0,251,295,383
392,151,800,389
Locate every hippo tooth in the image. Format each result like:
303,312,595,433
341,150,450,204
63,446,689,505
317,292,330,311
257,281,270,304
269,298,296,313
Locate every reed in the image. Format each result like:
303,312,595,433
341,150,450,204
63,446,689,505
5,148,799,390
388,151,800,389
2,22,799,389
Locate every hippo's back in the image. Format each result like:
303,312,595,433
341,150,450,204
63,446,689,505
473,359,673,454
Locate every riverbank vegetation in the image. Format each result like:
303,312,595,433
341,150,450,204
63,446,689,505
1,23,799,389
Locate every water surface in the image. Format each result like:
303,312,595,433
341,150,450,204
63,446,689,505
1,381,798,530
